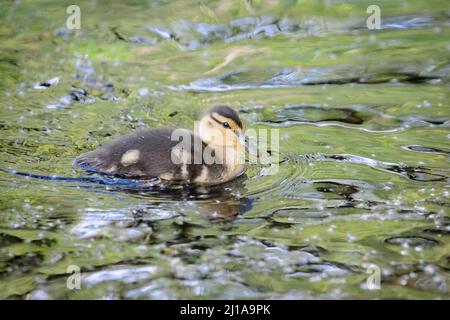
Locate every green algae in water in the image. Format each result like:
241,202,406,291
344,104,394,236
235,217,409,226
0,0,449,299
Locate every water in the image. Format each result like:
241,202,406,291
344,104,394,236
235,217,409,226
0,0,449,299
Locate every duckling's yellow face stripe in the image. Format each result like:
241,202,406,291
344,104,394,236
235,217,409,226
210,112,243,131
198,112,244,148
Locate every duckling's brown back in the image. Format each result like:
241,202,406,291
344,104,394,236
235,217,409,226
74,128,225,183
75,128,185,179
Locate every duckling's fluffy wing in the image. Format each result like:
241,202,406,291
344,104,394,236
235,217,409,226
74,128,196,179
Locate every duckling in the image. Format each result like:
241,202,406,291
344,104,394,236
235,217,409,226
74,105,248,186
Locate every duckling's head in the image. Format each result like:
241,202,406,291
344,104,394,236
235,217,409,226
198,105,244,148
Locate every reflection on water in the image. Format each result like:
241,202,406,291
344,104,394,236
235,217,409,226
0,0,449,299
70,177,253,242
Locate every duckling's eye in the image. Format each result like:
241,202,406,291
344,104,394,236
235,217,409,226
222,122,231,129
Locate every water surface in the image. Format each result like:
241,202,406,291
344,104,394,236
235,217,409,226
0,0,449,299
